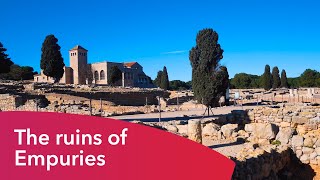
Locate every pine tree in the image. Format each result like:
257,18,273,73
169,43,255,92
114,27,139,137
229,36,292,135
261,65,272,90
299,69,319,87
272,66,281,89
189,28,226,115
40,35,65,82
160,66,169,90
0,42,13,74
280,69,288,88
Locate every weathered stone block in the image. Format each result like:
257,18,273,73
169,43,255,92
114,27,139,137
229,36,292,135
221,124,238,138
202,123,219,138
244,123,278,140
304,138,314,147
291,135,304,147
188,120,202,144
292,116,308,124
302,147,314,155
276,127,294,144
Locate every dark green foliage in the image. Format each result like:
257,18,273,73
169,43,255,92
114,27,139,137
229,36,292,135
0,42,36,80
160,66,169,90
218,66,230,95
299,69,320,87
230,73,261,89
108,66,122,85
272,66,281,89
169,80,191,90
280,69,288,88
189,28,226,107
40,35,65,82
9,65,35,80
0,42,14,74
154,71,163,87
261,65,272,90
287,77,299,88
186,81,192,89
0,65,36,80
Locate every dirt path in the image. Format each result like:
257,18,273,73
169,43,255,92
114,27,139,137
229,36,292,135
111,105,256,122
202,138,246,157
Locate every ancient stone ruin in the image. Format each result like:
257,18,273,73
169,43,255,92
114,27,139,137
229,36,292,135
133,103,320,179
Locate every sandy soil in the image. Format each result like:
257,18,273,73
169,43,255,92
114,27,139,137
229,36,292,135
111,105,256,122
203,138,246,157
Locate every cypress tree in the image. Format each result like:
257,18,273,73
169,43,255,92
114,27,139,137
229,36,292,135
160,66,169,90
189,28,226,114
0,42,13,74
261,65,272,90
280,69,288,88
272,66,280,89
154,70,163,87
218,66,229,104
40,35,65,82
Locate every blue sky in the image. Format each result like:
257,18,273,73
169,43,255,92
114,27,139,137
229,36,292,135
1,0,320,81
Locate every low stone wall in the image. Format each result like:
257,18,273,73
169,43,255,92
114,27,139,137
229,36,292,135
138,118,317,179
248,104,320,129
0,94,24,110
232,145,291,179
50,89,169,106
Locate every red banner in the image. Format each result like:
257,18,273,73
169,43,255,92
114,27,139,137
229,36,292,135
0,112,234,180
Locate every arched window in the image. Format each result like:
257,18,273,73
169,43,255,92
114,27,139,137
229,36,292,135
94,71,99,80
100,70,105,80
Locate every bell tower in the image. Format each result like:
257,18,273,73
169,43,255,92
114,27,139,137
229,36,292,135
69,45,88,84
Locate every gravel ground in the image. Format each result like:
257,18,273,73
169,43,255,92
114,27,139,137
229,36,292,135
111,105,256,122
113,105,254,157
203,138,246,157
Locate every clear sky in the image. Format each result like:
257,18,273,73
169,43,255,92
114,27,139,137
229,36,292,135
2,0,320,81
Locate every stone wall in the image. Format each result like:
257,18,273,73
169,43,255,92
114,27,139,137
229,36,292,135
223,104,320,167
232,145,291,179
50,89,169,106
0,94,24,111
247,104,320,129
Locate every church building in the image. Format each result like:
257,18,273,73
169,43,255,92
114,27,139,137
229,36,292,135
34,45,154,88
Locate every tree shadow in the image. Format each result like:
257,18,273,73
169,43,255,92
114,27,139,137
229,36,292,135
231,148,316,180
208,139,245,149
123,114,220,123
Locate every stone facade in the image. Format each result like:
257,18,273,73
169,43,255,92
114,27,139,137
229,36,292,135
34,45,154,88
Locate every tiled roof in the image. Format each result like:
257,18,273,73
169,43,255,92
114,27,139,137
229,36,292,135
124,62,137,67
70,45,88,51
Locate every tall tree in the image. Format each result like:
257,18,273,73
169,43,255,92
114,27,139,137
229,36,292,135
261,65,272,90
0,42,13,74
231,73,254,89
160,66,169,90
40,35,65,82
280,69,288,88
170,80,191,90
108,66,122,85
272,66,280,89
154,70,163,87
299,69,319,87
218,66,230,104
189,28,225,115
219,66,229,94
9,65,35,80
